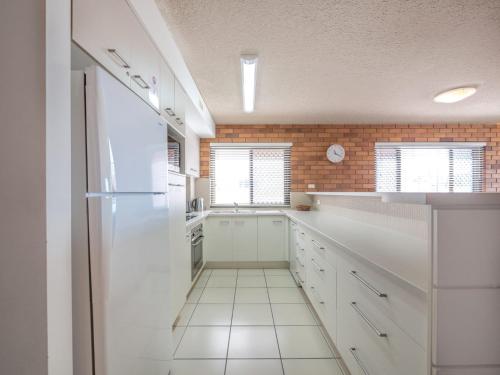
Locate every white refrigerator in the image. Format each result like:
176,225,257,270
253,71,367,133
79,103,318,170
72,66,171,375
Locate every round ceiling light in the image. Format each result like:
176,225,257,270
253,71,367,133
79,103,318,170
433,86,477,104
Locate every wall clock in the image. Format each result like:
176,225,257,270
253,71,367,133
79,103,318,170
327,144,345,163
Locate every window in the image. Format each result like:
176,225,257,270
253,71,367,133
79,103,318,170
210,143,291,206
375,143,485,192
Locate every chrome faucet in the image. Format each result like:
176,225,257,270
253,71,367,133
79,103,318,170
234,202,239,213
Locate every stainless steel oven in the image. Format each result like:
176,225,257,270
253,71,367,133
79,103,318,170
191,224,204,280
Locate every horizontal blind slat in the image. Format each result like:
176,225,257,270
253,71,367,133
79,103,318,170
375,143,484,192
210,145,291,206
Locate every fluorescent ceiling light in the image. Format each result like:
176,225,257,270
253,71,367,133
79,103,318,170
241,55,257,112
433,86,477,103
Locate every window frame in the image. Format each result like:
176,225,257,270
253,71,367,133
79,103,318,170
209,143,292,208
375,142,486,193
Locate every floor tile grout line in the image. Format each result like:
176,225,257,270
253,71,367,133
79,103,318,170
174,267,212,358
223,269,239,375
265,271,286,375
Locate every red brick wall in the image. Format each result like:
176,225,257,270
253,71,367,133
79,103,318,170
200,124,500,192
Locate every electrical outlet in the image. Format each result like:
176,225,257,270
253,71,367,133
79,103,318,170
316,199,321,206
307,183,316,189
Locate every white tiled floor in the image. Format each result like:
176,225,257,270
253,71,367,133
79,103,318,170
172,268,344,375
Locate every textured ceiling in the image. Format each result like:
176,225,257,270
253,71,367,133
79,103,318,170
156,0,500,125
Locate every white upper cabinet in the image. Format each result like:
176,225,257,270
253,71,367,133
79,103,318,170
73,0,161,110
160,61,175,121
185,122,200,177
73,0,133,86
127,21,161,110
258,216,286,261
173,79,187,131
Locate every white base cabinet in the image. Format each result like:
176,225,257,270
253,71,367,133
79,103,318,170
233,218,258,261
168,173,190,325
205,217,233,261
205,215,287,262
258,216,286,261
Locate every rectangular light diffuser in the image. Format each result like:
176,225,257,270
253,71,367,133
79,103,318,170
241,55,258,112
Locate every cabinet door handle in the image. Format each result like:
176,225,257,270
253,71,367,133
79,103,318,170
165,107,175,116
309,286,325,304
175,117,184,126
351,302,387,337
350,270,387,298
295,271,305,284
311,258,324,273
131,75,150,89
311,239,325,251
168,183,184,187
349,348,370,375
107,48,130,68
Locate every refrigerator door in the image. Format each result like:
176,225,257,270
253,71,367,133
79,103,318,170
85,66,168,193
88,193,171,375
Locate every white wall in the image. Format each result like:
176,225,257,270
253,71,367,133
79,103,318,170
46,0,73,374
0,1,73,374
0,1,48,373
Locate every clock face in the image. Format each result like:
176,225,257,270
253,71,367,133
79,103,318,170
327,144,345,163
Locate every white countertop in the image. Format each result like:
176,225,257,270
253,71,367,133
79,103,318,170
286,210,428,293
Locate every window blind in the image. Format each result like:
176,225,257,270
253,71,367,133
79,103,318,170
210,143,291,206
375,142,485,192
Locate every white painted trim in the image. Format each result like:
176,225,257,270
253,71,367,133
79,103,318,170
376,142,486,149
210,142,293,148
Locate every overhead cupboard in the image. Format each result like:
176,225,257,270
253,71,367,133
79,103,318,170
72,0,206,149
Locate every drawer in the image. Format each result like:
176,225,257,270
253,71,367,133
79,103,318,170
305,259,337,340
307,230,337,270
338,254,427,348
432,288,500,366
338,289,426,375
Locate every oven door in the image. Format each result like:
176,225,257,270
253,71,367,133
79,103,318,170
191,235,203,280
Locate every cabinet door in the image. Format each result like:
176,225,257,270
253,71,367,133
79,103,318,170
73,0,133,86
258,216,286,261
185,124,200,177
172,79,187,134
160,61,175,120
232,218,258,261
205,217,233,261
168,173,189,323
289,220,298,279
127,13,161,110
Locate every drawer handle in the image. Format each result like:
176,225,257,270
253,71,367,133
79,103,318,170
349,347,370,375
107,48,130,68
295,256,305,268
165,107,175,116
175,117,184,126
351,302,387,338
272,220,283,224
311,239,325,250
131,75,150,89
350,270,387,298
310,286,325,304
220,220,230,224
311,258,325,273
